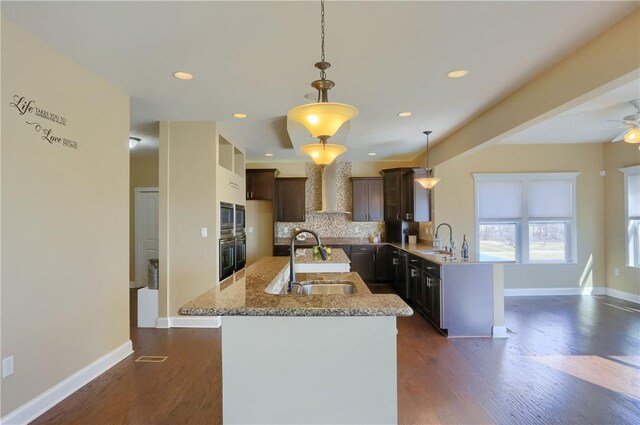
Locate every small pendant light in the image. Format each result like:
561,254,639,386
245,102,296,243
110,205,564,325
415,131,441,189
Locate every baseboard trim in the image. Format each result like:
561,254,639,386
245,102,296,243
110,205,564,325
1,340,133,425
605,288,640,304
492,326,508,338
504,287,606,296
156,316,221,328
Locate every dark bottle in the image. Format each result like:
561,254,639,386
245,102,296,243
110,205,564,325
461,234,469,260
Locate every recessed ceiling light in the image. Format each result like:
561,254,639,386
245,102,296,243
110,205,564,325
173,71,193,80
265,153,274,157
368,152,377,156
397,112,412,117
447,70,469,79
233,113,248,119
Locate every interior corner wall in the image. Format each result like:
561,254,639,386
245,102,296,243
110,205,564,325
1,18,130,416
603,142,640,296
434,143,605,291
159,121,218,317
129,155,159,282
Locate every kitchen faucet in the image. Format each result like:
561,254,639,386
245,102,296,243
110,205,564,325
289,229,328,292
434,223,454,253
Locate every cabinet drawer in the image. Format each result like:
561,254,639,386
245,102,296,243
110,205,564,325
273,245,291,256
422,259,440,278
350,245,376,254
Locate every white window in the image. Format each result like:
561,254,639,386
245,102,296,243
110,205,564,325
620,165,640,268
474,172,578,263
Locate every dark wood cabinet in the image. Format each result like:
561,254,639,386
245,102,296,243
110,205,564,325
246,169,278,200
351,178,384,222
275,178,306,222
375,245,390,282
382,170,402,221
405,254,442,328
382,168,431,222
401,170,431,222
349,245,376,283
390,249,408,298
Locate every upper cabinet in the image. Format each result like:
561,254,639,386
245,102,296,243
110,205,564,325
382,170,402,221
275,177,307,222
246,169,279,201
351,177,384,222
401,169,430,222
382,168,431,222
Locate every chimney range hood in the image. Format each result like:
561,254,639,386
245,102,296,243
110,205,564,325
314,162,350,214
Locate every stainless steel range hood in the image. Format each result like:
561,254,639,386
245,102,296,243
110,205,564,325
314,162,350,214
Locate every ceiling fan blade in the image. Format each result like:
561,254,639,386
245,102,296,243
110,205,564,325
611,129,627,142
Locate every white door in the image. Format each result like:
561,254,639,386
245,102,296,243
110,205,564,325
135,188,159,287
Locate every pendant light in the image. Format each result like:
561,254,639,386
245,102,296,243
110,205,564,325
288,0,357,165
415,131,441,189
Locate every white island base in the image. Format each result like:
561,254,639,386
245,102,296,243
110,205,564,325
222,316,398,424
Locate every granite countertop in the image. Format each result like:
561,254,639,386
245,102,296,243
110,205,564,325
388,242,505,265
178,257,412,317
294,247,351,264
274,237,381,246
277,236,492,265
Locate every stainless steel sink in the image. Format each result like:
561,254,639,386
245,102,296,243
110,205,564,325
295,280,355,295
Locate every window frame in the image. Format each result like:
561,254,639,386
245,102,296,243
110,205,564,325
619,165,640,268
474,172,579,264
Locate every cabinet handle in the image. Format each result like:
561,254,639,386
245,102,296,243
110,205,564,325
392,258,398,265
426,266,436,270
250,191,253,199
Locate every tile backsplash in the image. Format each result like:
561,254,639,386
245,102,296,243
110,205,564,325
275,162,384,238
275,161,435,240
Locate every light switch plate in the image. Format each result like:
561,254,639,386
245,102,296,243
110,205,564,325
247,226,254,233
615,267,620,276
200,227,208,238
2,356,14,378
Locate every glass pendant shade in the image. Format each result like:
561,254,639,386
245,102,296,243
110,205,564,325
288,102,358,140
415,177,441,189
300,143,348,165
624,127,640,143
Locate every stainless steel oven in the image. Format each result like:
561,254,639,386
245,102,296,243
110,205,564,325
234,204,245,231
235,232,246,271
220,202,234,233
219,235,235,280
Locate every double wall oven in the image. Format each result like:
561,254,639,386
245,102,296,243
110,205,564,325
219,202,246,281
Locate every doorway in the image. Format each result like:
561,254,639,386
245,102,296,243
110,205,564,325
134,187,159,327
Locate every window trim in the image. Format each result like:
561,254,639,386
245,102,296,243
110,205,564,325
619,165,640,268
473,172,579,264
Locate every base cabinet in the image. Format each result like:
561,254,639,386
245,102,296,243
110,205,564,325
406,254,442,329
350,245,376,283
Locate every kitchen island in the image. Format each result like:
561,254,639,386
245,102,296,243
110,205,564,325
180,256,411,424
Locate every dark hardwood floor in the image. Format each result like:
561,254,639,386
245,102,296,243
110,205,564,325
32,288,639,425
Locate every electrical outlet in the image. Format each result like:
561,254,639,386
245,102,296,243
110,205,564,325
2,356,14,378
247,226,254,233
200,227,208,238
615,267,620,276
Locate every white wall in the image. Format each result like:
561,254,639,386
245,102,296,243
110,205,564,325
434,143,605,291
603,141,640,296
1,18,130,416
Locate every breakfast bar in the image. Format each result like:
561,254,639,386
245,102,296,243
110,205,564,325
179,256,412,424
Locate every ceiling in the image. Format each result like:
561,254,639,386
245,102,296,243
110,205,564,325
501,79,640,145
2,1,638,161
